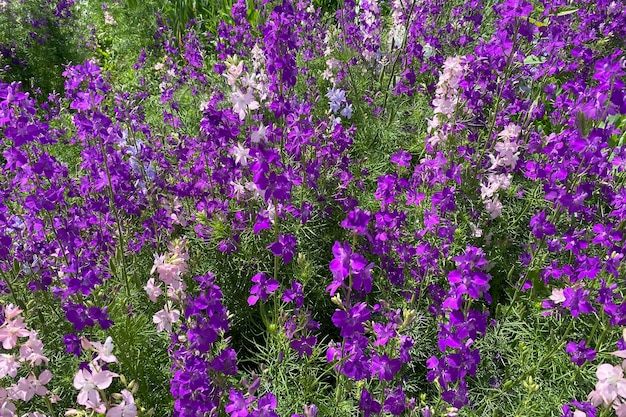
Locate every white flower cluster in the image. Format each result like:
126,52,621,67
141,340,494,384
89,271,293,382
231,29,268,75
426,56,466,148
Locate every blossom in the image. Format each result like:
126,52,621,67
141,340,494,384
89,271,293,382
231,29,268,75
153,303,180,332
566,340,596,366
18,331,48,365
0,315,30,349
247,273,280,306
359,389,382,417
290,336,317,357
144,278,162,302
331,303,370,337
231,143,251,166
225,389,251,417
8,370,51,402
591,364,626,406
106,390,137,417
251,123,268,143
0,354,19,379
90,337,118,363
231,88,259,120
73,365,118,413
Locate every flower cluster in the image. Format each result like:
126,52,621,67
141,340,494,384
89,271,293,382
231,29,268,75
0,305,54,417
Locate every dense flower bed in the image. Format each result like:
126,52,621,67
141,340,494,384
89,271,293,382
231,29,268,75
1,0,626,416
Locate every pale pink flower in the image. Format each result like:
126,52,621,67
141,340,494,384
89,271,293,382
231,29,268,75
144,278,162,303
230,180,246,198
492,136,520,169
3,305,22,321
104,11,116,25
153,304,180,333
230,143,251,166
615,400,626,417
497,123,522,140
224,61,244,86
484,197,503,219
549,288,566,304
19,332,48,365
106,390,137,417
150,254,166,275
251,123,267,144
91,337,117,364
167,239,189,263
231,88,259,120
0,354,19,378
0,317,31,349
480,181,499,200
166,285,186,302
0,388,16,417
155,263,181,285
73,366,118,413
0,398,16,417
595,363,626,405
8,370,51,402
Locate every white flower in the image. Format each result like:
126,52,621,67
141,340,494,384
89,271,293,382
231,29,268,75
231,88,259,120
230,143,251,166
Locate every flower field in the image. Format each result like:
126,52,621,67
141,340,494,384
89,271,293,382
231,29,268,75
1,0,626,416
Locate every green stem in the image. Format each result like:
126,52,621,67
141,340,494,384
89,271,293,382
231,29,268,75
97,136,130,297
0,269,25,311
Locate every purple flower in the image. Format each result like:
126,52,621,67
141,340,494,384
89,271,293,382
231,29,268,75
565,340,596,366
340,208,371,235
267,234,297,264
530,212,556,239
64,303,95,331
372,322,396,346
327,241,374,296
383,386,407,416
290,336,317,357
88,306,113,329
248,273,280,306
63,333,81,356
255,392,278,417
562,287,595,318
561,400,597,417
225,389,252,417
331,303,370,337
359,389,382,417
370,354,402,380
390,149,412,167
282,280,304,308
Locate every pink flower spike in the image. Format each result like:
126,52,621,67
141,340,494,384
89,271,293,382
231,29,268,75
19,331,49,365
9,373,48,402
0,398,16,417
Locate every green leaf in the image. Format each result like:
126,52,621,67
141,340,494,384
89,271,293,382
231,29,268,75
523,55,546,65
556,7,579,16
528,17,548,27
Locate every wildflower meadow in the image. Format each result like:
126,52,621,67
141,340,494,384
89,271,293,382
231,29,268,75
1,0,626,416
